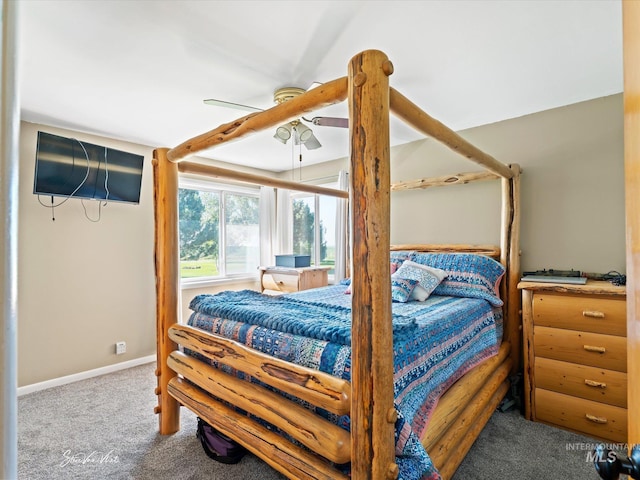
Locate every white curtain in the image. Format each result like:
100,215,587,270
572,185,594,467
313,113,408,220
276,188,292,255
334,170,349,282
259,186,276,266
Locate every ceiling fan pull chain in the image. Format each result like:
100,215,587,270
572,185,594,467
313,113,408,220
291,135,295,181
299,152,303,181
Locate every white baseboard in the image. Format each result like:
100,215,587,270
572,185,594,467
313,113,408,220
18,355,156,396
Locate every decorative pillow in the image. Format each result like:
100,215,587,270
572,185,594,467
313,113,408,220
390,277,419,303
393,260,448,302
409,253,505,307
411,285,432,302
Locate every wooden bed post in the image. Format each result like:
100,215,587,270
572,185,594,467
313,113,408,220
500,164,521,373
152,148,180,434
623,0,640,449
348,50,397,480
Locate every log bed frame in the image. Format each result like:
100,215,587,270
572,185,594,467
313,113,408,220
153,50,522,480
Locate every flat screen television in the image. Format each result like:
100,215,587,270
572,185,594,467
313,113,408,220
33,131,144,204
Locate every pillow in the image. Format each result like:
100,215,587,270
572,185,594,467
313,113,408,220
409,253,505,307
390,250,414,273
344,252,414,294
347,276,419,301
393,260,447,301
390,277,419,303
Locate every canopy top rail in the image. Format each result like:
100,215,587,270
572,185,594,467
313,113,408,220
388,88,513,179
178,161,349,199
166,52,512,180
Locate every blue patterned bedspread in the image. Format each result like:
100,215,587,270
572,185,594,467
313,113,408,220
187,285,503,480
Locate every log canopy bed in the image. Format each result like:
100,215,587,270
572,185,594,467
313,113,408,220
152,50,522,479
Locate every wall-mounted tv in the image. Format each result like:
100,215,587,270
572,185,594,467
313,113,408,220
33,131,144,204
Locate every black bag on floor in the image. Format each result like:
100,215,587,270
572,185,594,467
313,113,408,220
196,417,247,464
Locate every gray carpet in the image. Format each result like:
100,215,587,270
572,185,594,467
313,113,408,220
18,363,612,480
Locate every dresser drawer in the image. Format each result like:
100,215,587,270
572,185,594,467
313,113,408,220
261,272,299,293
533,326,626,372
535,357,627,408
533,293,626,336
535,389,627,442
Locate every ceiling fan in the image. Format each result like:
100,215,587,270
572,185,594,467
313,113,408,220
203,86,348,150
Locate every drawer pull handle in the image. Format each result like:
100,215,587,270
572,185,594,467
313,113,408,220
584,379,607,389
583,310,605,319
583,345,606,354
585,413,608,424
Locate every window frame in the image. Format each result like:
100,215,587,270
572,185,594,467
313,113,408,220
178,176,261,289
290,179,339,280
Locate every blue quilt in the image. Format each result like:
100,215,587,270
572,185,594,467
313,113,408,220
187,284,503,480
189,289,418,346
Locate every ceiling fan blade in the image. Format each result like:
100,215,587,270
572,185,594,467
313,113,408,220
303,132,322,150
309,116,348,128
203,98,263,112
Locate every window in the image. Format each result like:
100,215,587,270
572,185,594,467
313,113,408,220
178,180,260,283
291,189,337,274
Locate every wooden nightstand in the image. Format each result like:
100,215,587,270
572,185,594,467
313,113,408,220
519,280,627,442
259,266,330,295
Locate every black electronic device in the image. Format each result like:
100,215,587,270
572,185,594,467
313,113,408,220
594,444,640,480
33,131,144,204
585,271,627,286
522,269,582,277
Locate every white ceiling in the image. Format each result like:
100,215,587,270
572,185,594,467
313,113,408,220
18,0,623,173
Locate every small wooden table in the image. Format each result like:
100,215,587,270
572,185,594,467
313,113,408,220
259,266,331,295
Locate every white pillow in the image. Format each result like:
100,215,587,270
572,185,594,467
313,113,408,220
410,284,432,302
393,260,447,301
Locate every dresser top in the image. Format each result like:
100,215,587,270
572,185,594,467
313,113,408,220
518,279,626,297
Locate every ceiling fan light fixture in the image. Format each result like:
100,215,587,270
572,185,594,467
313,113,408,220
295,123,313,143
203,85,348,153
273,87,306,105
274,124,292,143
303,132,322,150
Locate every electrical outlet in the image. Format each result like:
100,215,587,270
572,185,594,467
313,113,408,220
115,341,126,355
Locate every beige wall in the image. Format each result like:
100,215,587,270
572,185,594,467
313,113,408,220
18,93,624,386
